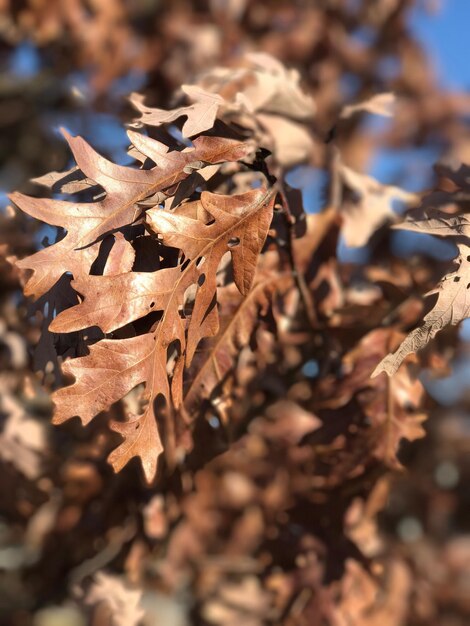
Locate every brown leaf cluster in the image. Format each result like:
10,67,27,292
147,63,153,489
375,163,470,376
11,119,282,483
1,1,470,625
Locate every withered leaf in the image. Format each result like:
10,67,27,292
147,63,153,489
32,165,96,194
340,164,418,247
131,85,225,138
130,52,315,168
184,265,292,412
146,187,276,364
50,187,275,482
12,130,253,299
393,211,470,237
374,242,470,377
52,334,165,482
318,329,426,467
103,232,136,276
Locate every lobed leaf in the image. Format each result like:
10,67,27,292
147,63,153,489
50,188,276,481
373,243,470,377
184,268,292,412
13,130,254,299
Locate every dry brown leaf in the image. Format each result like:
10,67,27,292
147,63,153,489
257,113,314,167
131,86,225,138
49,188,275,482
103,233,136,276
394,211,470,237
12,130,253,299
184,264,292,412
340,164,418,247
131,53,315,167
374,241,470,377
85,572,144,626
32,166,96,195
319,329,426,467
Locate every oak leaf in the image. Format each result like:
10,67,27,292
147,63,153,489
374,240,470,377
184,263,292,412
131,85,225,138
131,53,315,167
49,188,275,482
12,130,254,299
340,164,418,247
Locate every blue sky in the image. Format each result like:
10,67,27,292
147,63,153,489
411,0,470,90
338,1,470,262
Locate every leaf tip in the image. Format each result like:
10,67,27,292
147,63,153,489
370,364,386,378
59,126,73,140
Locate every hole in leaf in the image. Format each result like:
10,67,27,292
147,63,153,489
454,276,460,282
181,258,191,271
228,237,240,248
166,340,182,379
183,284,197,317
115,383,147,419
150,301,155,308
197,273,206,286
153,393,167,416
196,256,206,268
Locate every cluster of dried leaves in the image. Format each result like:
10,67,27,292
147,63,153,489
6,50,437,485
1,1,470,625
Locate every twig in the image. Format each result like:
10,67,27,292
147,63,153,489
276,174,318,329
326,144,342,210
